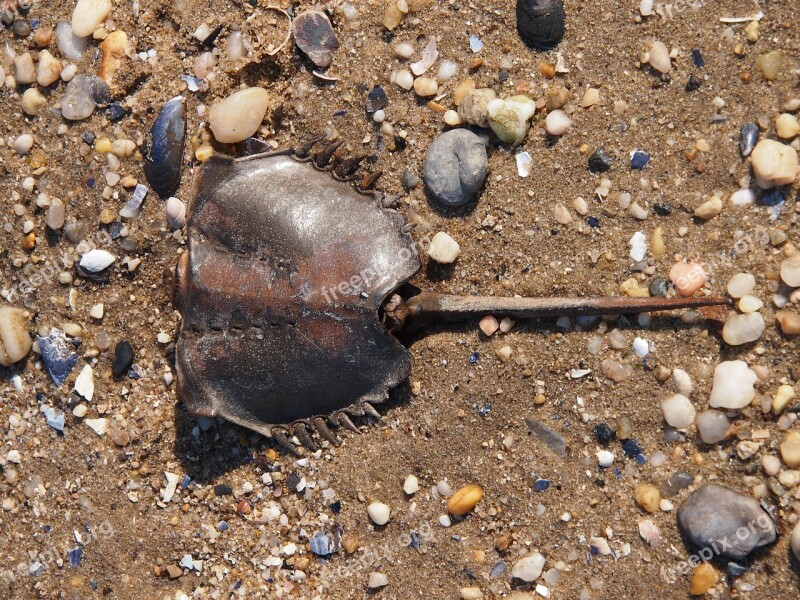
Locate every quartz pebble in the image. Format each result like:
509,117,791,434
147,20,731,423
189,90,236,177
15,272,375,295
635,484,661,513
690,563,719,596
596,450,614,467
479,315,499,336
427,232,460,264
709,361,757,409
669,262,707,297
727,273,755,298
21,89,47,116
776,113,800,139
677,483,776,560
738,295,762,313
423,129,487,207
413,77,438,97
696,410,730,444
662,394,695,429
647,41,671,73
457,88,496,128
37,50,62,87
776,310,800,335
780,254,800,287
80,249,116,273
694,195,722,220
460,588,483,600
780,431,800,468
486,96,536,145
367,502,390,525
672,368,692,397
45,198,65,230
722,312,765,346
512,552,545,582
61,75,97,121
208,88,270,144
395,70,413,90
368,572,388,589
750,139,798,189
0,307,33,366
447,484,483,515
403,475,419,495
13,53,35,84
13,133,34,155
56,22,87,61
545,109,572,136
72,0,113,38
74,364,94,401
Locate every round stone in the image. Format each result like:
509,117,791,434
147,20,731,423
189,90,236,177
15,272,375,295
423,129,487,207
545,109,572,136
427,231,461,264
696,409,730,444
708,360,757,409
208,87,270,144
661,394,695,429
511,552,545,582
751,139,798,189
780,254,800,287
726,273,755,298
367,501,390,526
722,312,765,346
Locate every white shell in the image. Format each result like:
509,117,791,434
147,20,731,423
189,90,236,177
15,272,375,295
74,364,95,401
79,249,116,272
166,197,187,229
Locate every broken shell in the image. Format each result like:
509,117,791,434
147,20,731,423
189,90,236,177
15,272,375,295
292,10,340,68
0,307,33,367
144,96,186,199
516,0,565,50
166,197,187,229
37,328,78,386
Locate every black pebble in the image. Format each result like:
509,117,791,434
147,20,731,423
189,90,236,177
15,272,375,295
213,484,233,496
588,148,612,172
105,104,127,121
592,423,616,445
11,19,31,37
685,76,702,92
653,203,672,216
112,341,134,378
648,277,671,297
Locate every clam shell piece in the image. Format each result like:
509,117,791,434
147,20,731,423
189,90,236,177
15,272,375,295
171,153,420,436
516,0,566,50
144,96,186,199
291,10,340,68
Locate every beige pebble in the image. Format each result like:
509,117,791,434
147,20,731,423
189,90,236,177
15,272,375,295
780,431,800,468
0,307,33,366
453,78,475,106
479,315,499,336
443,110,462,126
460,587,484,600
208,87,270,144
21,88,48,116
447,484,484,515
98,30,128,83
775,310,800,335
89,303,104,320
776,113,800,139
635,483,661,513
495,345,512,362
36,50,62,86
111,139,136,158
647,40,671,73
751,139,798,189
413,77,438,97
780,254,800,287
72,0,114,38
427,231,460,264
367,501,390,525
694,195,722,219
737,295,762,313
652,227,665,257
772,385,796,415
581,87,600,107
13,53,35,85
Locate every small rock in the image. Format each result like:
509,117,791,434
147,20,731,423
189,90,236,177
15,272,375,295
708,361,757,409
112,340,134,378
71,0,113,38
776,113,800,139
457,88,496,128
630,150,650,170
512,553,545,582
588,148,612,172
0,307,33,367
21,89,47,116
601,358,632,382
13,52,35,84
596,450,615,467
694,195,722,219
74,364,94,401
447,484,483,516
751,139,798,189
722,312,765,346
677,483,777,560
208,87,270,144
776,310,800,335
45,198,66,230
61,75,97,121
292,10,339,68
780,254,800,287
669,262,707,297
413,77,438,97
460,588,484,600
403,475,419,495
367,501,390,526
772,384,796,415
662,394,695,429
36,50,62,87
755,51,782,80
479,315,499,336
423,129,487,207
79,249,116,273
672,368,692,396
544,110,572,136
98,30,128,83
427,232,460,264
368,572,388,589
635,484,661,513
780,431,800,468
727,273,755,298
690,563,719,596
739,295,762,313
486,95,536,145
13,133,34,155
85,417,108,436
696,410,730,444
648,40,671,73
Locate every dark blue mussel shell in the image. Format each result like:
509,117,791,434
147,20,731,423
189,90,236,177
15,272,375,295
144,96,186,198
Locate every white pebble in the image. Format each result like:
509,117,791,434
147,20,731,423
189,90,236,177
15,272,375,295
403,475,419,495
439,514,451,527
709,360,757,409
71,0,113,38
697,410,730,444
395,69,414,90
394,42,414,59
85,417,108,435
544,109,572,136
89,303,104,319
437,60,458,81
13,134,34,155
368,572,388,589
367,501,390,525
647,41,671,73
629,231,647,262
427,232,460,264
722,312,765,345
79,249,116,272
512,552,545,582
661,394,695,429
738,295,763,313
727,273,755,298
632,337,649,357
672,368,692,397
729,188,755,206
596,450,615,467
74,364,95,401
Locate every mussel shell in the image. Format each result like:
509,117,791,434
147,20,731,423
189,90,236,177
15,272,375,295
516,0,565,50
144,96,186,199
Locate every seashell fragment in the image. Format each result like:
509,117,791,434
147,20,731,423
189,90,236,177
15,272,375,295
166,197,187,229
37,329,78,386
144,96,186,199
516,0,565,50
79,249,116,273
292,10,340,68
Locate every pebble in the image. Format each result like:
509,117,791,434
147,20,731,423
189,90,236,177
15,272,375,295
368,572,388,589
755,51,782,80
630,150,650,170
697,410,730,444
394,42,414,58
13,52,35,84
479,315,499,336
56,22,87,61
395,70,413,90
677,483,777,560
635,483,661,513
596,450,614,467
738,295,763,313
709,361,757,409
13,133,34,155
0,307,33,366
792,523,800,563
37,50,62,87
588,148,612,172
112,340,134,378
662,394,695,429
730,188,755,206
74,364,94,401
780,431,800,468
672,368,692,396
669,262,707,297
423,129,487,207
403,475,419,495
447,484,483,515
37,329,78,386
780,254,800,287
90,304,104,320
460,588,484,600
647,40,671,73
545,109,572,135
512,553,545,582
722,312,765,346
457,88,496,128
20,88,46,116
776,113,800,139
739,123,759,157
486,96,536,145
694,195,722,219
208,88,270,144
71,0,113,38
427,232,460,264
727,273,755,298
750,139,798,189
166,197,187,229
581,87,600,107
367,501,390,525
776,310,800,335
601,358,632,382
79,249,115,272
61,75,97,121
85,418,108,436
629,231,647,261
690,563,719,596
292,10,339,68
413,77,438,97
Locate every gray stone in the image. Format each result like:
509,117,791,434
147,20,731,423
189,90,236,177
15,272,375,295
423,129,487,207
61,75,97,121
45,199,65,230
677,483,777,560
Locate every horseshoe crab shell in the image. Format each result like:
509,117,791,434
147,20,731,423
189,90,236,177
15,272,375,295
171,151,419,439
